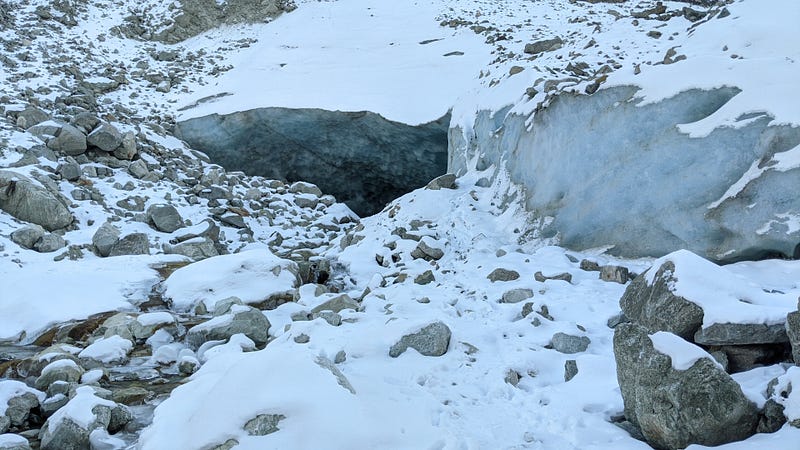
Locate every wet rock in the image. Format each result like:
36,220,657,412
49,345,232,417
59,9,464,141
501,288,534,304
108,233,149,256
550,332,590,354
0,171,73,231
487,268,519,282
186,305,271,349
389,321,451,357
147,204,184,233
91,222,120,257
614,324,758,449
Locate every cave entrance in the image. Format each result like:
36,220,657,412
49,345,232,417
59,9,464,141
175,108,450,217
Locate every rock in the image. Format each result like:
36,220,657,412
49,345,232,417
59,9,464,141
243,414,285,436
127,160,149,179
293,334,310,344
414,270,435,285
164,238,219,261
524,37,563,54
147,204,184,233
619,257,703,340
717,344,788,373
758,398,786,433
35,359,85,391
504,369,520,386
39,123,87,156
564,360,578,382
501,288,534,304
186,305,271,349
534,271,572,283
289,181,322,197
425,173,456,190
579,259,600,271
17,105,50,129
57,162,81,181
130,311,177,340
0,170,73,231
111,387,151,406
69,112,100,134
0,381,43,427
389,321,451,357
599,265,629,284
108,233,149,256
0,434,30,450
91,223,120,257
607,312,629,328
314,311,342,326
694,322,788,346
39,386,115,450
34,234,66,253
410,239,444,261
86,123,122,152
114,131,137,160
787,308,800,363
614,323,758,449
10,224,46,249
550,332,590,354
487,268,520,282
310,294,358,314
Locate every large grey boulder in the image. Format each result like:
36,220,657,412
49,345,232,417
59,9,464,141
29,122,87,156
164,237,219,261
614,323,758,449
389,321,451,357
16,105,50,129
92,222,120,257
147,203,184,233
186,305,270,349
10,224,46,249
108,233,150,256
0,381,43,429
550,332,590,354
39,386,116,450
0,171,73,231
86,123,122,152
448,86,800,262
35,359,85,390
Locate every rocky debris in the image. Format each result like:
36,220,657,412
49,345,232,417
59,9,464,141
389,321,451,357
487,268,520,282
614,324,758,449
186,305,271,349
0,171,73,231
501,288,534,304
534,271,572,283
550,332,590,354
410,239,444,261
147,204,184,233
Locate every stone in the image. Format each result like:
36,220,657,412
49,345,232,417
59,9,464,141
0,434,30,450
108,233,149,256
787,309,800,363
147,203,184,233
2,388,41,427
69,112,100,134
550,332,590,354
389,321,451,357
564,360,578,382
599,265,629,284
293,334,310,344
579,259,600,271
111,387,151,406
114,131,138,160
694,322,788,346
414,270,435,285
164,238,219,261
289,181,322,197
92,223,120,257
43,123,87,156
243,414,285,436
524,37,563,54
614,323,758,449
757,399,786,433
504,369,520,386
17,105,50,129
619,258,703,340
718,344,788,374
34,234,66,253
487,268,519,282
314,311,342,326
534,271,572,283
410,239,444,261
425,173,456,190
86,123,122,152
57,162,81,181
10,224,46,249
35,359,85,391
127,159,149,179
310,294,358,314
606,312,629,328
501,288,534,304
186,305,271,349
39,386,115,450
0,170,73,231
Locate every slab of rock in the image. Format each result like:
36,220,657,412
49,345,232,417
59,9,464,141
147,204,184,233
86,123,122,152
310,294,358,314
614,323,758,449
694,322,788,346
186,305,270,349
108,233,149,256
0,171,73,231
600,265,629,284
10,224,46,249
550,332,590,354
487,268,520,282
501,288,534,304
524,37,563,54
389,321,451,357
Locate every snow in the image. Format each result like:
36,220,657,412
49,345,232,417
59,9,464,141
136,312,175,327
772,366,800,424
78,335,133,364
644,249,798,327
163,250,299,312
730,365,788,409
649,331,720,371
0,380,44,416
40,358,81,376
0,433,29,446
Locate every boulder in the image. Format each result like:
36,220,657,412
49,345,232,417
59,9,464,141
599,265,629,284
614,323,758,449
410,239,444,261
0,434,30,450
310,294,358,314
91,223,120,257
523,37,563,54
10,224,46,249
487,268,519,282
147,203,184,233
39,386,116,450
35,359,85,391
34,234,66,253
501,288,534,304
0,380,44,428
186,305,270,350
36,123,87,156
16,105,50,129
389,321,451,357
164,237,219,261
550,332,590,354
0,171,73,231
694,322,788,346
108,233,149,256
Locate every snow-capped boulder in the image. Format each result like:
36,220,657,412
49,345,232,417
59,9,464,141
0,433,30,450
0,381,44,432
35,360,84,391
38,386,123,450
613,323,758,449
186,305,270,350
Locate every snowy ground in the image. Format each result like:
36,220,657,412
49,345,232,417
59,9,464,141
1,0,800,448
